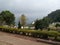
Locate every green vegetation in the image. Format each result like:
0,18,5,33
35,18,50,30
0,9,60,42
0,10,15,25
18,21,21,29
55,23,60,27
47,10,60,22
0,26,60,41
35,10,60,30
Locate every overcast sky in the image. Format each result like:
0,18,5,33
0,0,60,24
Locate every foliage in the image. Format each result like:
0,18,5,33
35,9,60,30
35,18,50,30
0,26,60,41
47,10,60,22
20,14,26,26
55,23,60,27
34,19,40,30
18,21,21,29
0,10,15,25
48,31,58,37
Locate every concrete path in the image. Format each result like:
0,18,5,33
0,32,51,45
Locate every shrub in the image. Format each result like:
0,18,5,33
0,26,60,41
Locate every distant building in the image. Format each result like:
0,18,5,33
49,22,60,30
49,22,60,28
24,26,29,29
30,27,35,29
32,21,35,25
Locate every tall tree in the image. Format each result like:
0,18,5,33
0,10,15,25
20,14,26,27
18,21,21,29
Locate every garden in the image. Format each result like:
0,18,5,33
0,26,60,42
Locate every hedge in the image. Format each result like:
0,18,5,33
0,26,60,41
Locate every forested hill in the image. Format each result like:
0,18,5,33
47,10,60,22
35,9,60,29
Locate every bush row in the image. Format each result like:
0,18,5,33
0,26,60,41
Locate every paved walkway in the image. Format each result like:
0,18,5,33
0,32,51,45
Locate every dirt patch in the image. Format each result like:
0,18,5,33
0,31,51,45
0,41,13,45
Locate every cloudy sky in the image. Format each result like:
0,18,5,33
0,0,60,24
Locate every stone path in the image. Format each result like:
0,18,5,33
0,32,51,45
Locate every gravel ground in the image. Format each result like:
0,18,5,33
0,31,51,45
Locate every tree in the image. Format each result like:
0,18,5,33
35,9,60,30
35,18,50,30
34,19,40,30
0,10,15,25
0,15,4,25
18,21,21,29
55,23,60,27
20,14,26,27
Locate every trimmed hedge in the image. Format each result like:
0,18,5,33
0,26,60,41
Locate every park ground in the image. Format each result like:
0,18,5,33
0,31,51,45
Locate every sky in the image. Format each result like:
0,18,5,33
0,0,60,25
